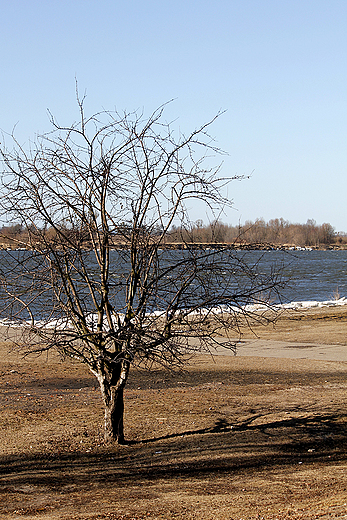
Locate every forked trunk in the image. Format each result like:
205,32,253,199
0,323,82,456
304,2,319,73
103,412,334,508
94,358,130,444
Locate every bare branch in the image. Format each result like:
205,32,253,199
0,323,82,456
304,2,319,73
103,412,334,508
0,101,283,443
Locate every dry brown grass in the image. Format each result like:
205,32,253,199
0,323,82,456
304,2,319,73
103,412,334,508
1,307,347,519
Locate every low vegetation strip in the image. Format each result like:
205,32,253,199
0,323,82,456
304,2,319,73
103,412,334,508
1,216,346,251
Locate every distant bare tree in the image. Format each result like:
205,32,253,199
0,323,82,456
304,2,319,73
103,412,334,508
0,98,282,443
169,218,337,248
319,223,335,245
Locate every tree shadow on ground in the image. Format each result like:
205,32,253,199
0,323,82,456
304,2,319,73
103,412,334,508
129,410,346,444
1,411,346,491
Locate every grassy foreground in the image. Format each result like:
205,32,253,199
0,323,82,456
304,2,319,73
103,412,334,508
0,306,347,520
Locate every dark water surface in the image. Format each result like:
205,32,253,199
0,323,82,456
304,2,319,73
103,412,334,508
0,249,346,321
269,249,347,303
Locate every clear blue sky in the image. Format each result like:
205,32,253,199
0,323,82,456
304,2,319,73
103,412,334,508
1,0,346,231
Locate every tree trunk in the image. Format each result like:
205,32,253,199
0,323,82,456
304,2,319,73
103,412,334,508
104,386,125,444
94,358,130,444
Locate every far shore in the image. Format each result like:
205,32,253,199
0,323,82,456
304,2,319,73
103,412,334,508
0,241,347,251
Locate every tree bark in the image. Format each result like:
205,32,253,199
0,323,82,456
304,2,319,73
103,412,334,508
104,387,126,444
94,358,130,444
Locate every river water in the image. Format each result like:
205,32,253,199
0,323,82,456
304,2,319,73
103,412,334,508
264,249,347,303
0,249,346,321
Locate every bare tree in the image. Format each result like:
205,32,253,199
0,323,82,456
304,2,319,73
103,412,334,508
0,99,282,443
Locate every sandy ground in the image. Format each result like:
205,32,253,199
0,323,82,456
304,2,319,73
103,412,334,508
215,304,347,362
0,305,347,520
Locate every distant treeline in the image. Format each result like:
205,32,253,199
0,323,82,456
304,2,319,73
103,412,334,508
0,218,346,249
168,218,346,248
